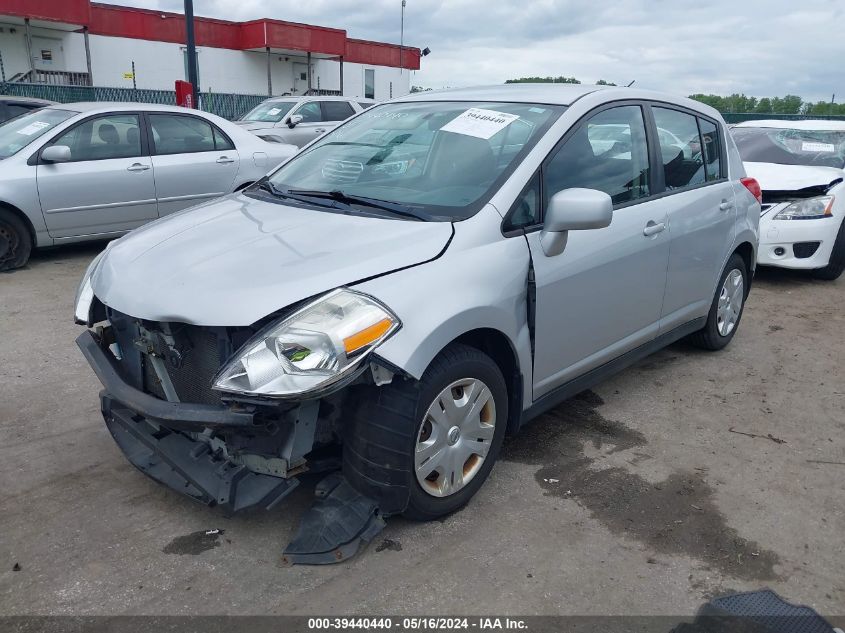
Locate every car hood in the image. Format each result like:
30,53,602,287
744,162,844,192
91,193,453,326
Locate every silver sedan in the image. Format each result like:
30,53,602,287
0,103,297,270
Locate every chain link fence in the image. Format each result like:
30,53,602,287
0,82,267,121
722,112,845,123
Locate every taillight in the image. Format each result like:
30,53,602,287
740,177,762,205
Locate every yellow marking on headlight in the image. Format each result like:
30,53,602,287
343,318,393,354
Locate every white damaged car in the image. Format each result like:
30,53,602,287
733,120,845,280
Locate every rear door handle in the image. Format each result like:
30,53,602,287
126,163,150,172
315,128,326,134
643,221,666,236
216,156,235,164
719,199,734,211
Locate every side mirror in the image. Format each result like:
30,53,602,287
540,188,613,257
41,145,72,163
286,114,303,129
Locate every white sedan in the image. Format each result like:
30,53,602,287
733,120,845,280
0,103,297,271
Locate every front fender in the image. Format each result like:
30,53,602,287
352,206,534,409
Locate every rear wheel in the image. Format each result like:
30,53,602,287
0,208,32,272
343,344,508,521
812,219,845,281
688,253,748,350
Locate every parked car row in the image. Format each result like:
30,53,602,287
72,85,762,560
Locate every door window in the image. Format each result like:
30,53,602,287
652,107,706,189
149,114,231,154
321,101,355,122
51,113,142,162
504,172,541,232
364,69,375,100
544,105,651,206
294,102,322,123
698,118,722,181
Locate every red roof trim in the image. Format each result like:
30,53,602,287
0,0,90,25
345,38,421,70
0,0,420,69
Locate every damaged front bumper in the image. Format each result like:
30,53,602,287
77,329,386,563
78,329,303,513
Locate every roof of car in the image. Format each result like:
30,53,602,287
48,102,222,115
393,84,715,112
733,119,845,131
0,95,55,105
264,95,362,103
396,84,606,105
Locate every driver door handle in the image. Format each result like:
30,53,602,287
315,128,326,134
126,163,150,172
643,221,666,237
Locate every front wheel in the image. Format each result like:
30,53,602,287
343,344,508,521
0,209,32,272
688,253,748,350
812,219,845,281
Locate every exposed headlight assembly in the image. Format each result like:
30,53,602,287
74,248,107,325
213,289,400,398
773,195,834,220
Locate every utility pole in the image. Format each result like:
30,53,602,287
400,0,406,75
184,0,199,107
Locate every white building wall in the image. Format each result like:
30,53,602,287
1,27,411,100
0,22,88,80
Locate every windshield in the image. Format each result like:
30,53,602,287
264,101,563,220
240,101,296,123
0,108,76,159
733,126,845,168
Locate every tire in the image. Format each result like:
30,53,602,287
0,208,33,272
688,253,748,351
812,219,845,281
343,343,509,521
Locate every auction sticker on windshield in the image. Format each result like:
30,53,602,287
440,108,519,139
801,141,835,153
16,121,51,136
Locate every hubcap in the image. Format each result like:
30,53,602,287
717,269,744,337
415,377,496,498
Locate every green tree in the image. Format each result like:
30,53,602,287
689,94,726,111
754,98,772,113
595,79,617,86
505,76,581,84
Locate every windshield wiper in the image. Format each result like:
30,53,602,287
255,181,338,208
286,189,429,221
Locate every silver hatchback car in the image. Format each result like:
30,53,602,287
75,85,760,562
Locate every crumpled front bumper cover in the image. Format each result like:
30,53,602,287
77,330,300,512
78,330,386,562
102,395,300,512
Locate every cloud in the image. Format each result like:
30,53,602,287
109,0,844,101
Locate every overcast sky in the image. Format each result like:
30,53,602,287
111,0,844,102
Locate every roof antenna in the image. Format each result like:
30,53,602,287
626,80,636,88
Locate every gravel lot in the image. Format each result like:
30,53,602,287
1,242,843,616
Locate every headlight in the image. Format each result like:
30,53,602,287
372,159,413,175
773,196,834,220
257,134,284,143
74,249,106,325
212,289,400,398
